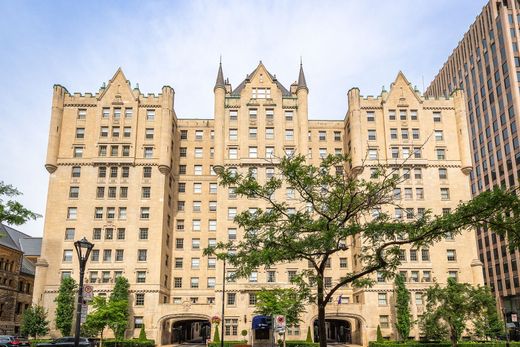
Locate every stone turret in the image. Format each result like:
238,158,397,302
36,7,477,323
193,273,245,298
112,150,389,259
45,84,67,173
296,62,309,154
214,62,226,164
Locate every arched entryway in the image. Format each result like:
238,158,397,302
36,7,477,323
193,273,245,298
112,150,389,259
311,314,365,346
313,319,352,343
158,314,211,345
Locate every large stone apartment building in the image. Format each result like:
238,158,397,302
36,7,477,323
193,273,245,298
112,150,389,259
427,0,520,323
34,62,483,345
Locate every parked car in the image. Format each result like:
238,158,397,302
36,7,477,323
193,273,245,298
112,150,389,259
36,337,92,347
0,336,30,347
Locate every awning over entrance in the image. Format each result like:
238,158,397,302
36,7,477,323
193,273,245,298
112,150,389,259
252,315,271,330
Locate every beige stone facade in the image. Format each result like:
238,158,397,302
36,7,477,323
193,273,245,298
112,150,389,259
35,63,483,346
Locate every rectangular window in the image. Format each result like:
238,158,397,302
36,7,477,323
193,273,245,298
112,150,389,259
102,107,110,118
145,128,154,139
138,249,147,261
230,110,238,121
191,277,199,288
433,112,442,122
143,167,152,178
135,293,145,306
249,146,258,158
265,127,274,140
136,271,146,283
410,110,418,120
228,147,238,159
285,129,294,141
125,108,133,119
146,109,155,121
380,315,389,328
180,130,188,139
144,147,153,158
116,249,124,262
192,238,200,249
140,207,150,219
401,128,409,140
74,147,83,158
77,109,86,119
436,148,446,160
103,249,112,262
412,128,420,139
441,188,450,200
389,110,396,120
249,127,257,139
378,293,387,305
400,110,407,120
249,109,257,120
63,250,73,262
67,207,77,220
368,129,376,141
285,110,293,121
439,168,448,179
447,249,457,261
112,126,120,138
435,130,444,141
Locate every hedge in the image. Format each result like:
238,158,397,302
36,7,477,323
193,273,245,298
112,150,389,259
369,342,520,347
282,341,319,347
102,339,155,347
29,340,52,347
208,341,246,347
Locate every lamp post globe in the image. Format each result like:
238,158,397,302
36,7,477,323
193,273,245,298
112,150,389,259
74,237,94,347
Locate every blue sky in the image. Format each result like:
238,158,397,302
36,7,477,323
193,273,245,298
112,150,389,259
0,0,487,236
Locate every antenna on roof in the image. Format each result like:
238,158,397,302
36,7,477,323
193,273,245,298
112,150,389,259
219,54,222,64
300,56,303,66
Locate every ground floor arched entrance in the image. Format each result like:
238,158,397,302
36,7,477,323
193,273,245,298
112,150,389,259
313,319,352,343
159,314,211,345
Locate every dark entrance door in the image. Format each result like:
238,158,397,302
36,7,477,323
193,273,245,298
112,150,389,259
172,320,211,344
313,319,351,343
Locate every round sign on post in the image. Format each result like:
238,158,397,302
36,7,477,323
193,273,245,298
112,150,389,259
84,284,93,301
274,315,286,329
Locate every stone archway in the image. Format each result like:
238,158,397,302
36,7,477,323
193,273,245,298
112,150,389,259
158,313,211,346
311,313,366,346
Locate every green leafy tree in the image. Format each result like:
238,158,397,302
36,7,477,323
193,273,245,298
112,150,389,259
306,326,312,342
394,274,411,341
139,324,147,341
20,305,49,338
471,287,504,340
421,278,502,347
255,288,307,325
213,325,220,342
0,181,41,225
376,325,383,342
108,276,130,340
205,154,520,347
83,296,110,346
54,277,77,336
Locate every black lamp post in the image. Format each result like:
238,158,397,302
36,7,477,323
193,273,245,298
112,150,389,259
213,164,226,347
74,237,94,347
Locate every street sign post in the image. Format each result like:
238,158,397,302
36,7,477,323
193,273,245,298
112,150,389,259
80,304,88,324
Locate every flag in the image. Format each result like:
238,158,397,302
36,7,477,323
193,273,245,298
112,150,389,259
337,295,342,304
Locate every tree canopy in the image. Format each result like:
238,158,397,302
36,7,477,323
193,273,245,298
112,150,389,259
0,181,41,225
54,277,77,336
205,154,520,347
20,305,49,338
421,278,503,347
394,274,411,341
254,288,307,326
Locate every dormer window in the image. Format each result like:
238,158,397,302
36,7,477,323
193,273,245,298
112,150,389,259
252,88,271,99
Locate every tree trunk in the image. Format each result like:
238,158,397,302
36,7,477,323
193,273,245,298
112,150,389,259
317,282,327,347
449,327,457,347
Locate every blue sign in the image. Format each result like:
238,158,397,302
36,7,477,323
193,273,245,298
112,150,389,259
252,315,272,330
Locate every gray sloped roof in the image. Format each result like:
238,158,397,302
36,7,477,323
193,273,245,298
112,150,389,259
0,223,42,256
20,257,35,276
231,64,291,97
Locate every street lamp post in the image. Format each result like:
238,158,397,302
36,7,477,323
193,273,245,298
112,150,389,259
74,237,94,347
221,258,226,347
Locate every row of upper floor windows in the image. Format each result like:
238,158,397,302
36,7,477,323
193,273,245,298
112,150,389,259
66,206,157,221
74,126,155,140
76,107,155,121
71,145,155,158
365,146,449,160
368,129,445,141
363,110,442,123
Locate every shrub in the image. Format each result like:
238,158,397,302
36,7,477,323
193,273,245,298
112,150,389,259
284,341,319,347
368,342,520,347
208,342,244,347
306,327,312,342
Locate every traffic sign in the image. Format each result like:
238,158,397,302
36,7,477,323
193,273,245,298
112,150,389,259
84,285,93,301
274,315,286,329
